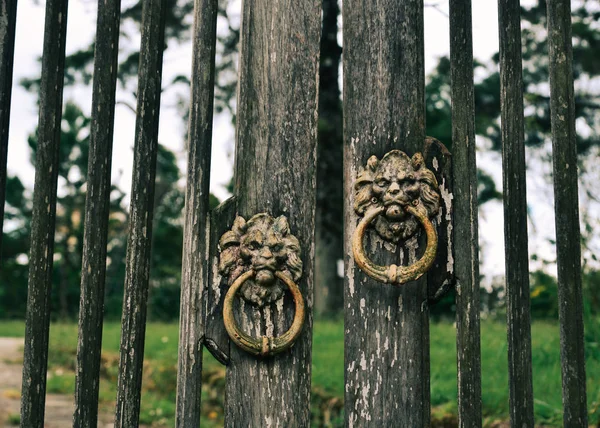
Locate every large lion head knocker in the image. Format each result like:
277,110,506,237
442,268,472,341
218,213,305,356
352,149,441,284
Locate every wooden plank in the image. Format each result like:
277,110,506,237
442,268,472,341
114,0,167,425
204,196,237,365
175,0,218,422
20,0,69,425
448,0,482,426
0,0,17,253
343,0,430,425
222,0,321,424
424,137,454,304
497,1,535,426
73,0,122,426
546,0,588,425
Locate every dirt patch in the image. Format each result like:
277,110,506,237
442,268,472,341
0,337,114,428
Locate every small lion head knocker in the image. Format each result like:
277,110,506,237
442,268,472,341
352,149,441,284
218,213,305,356
219,213,302,306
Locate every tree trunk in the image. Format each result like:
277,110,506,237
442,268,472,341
315,0,344,317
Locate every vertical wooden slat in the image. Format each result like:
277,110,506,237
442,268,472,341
448,0,482,426
114,0,166,425
424,139,454,304
497,0,535,426
223,0,321,425
174,0,218,423
20,0,69,425
0,0,17,252
204,196,237,365
343,0,430,426
73,0,122,425
546,0,588,425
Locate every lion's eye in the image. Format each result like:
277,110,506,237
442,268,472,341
248,241,260,250
376,179,389,187
271,244,283,253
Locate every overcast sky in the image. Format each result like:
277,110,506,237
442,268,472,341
7,0,563,281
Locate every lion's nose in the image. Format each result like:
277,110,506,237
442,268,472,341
388,181,400,194
260,247,273,258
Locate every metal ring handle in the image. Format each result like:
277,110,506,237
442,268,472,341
223,269,305,357
352,203,437,284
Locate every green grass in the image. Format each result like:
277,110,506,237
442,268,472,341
2,319,599,426
6,413,20,426
0,320,25,337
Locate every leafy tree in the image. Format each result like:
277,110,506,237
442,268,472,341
3,0,234,321
23,102,130,319
427,0,600,318
425,56,503,205
147,145,218,321
1,98,206,320
0,176,31,318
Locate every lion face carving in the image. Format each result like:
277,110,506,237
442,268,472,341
354,150,440,243
218,213,302,306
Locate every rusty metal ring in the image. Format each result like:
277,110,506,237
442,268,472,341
352,203,437,284
223,269,305,357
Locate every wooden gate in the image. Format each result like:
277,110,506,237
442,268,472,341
0,0,589,426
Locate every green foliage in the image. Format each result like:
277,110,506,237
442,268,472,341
424,0,600,320
20,102,130,320
425,56,502,206
425,56,452,146
3,0,225,320
0,96,220,320
0,176,31,318
148,145,185,320
6,413,20,426
583,270,600,361
529,270,559,320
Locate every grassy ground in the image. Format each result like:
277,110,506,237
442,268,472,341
0,319,598,426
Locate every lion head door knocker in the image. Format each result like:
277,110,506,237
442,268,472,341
218,213,305,357
352,149,441,284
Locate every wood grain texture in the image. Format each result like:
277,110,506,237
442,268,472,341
205,196,237,365
114,0,166,425
497,1,534,426
20,0,69,425
73,0,122,425
448,1,482,426
546,0,588,425
0,0,17,253
174,0,218,424
423,138,454,304
223,0,321,425
342,0,430,426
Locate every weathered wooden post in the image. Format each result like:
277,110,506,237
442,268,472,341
204,0,322,426
73,0,122,425
114,0,167,425
0,0,17,253
343,1,435,426
20,0,69,425
449,0,482,426
547,0,588,425
497,0,534,425
174,0,218,425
